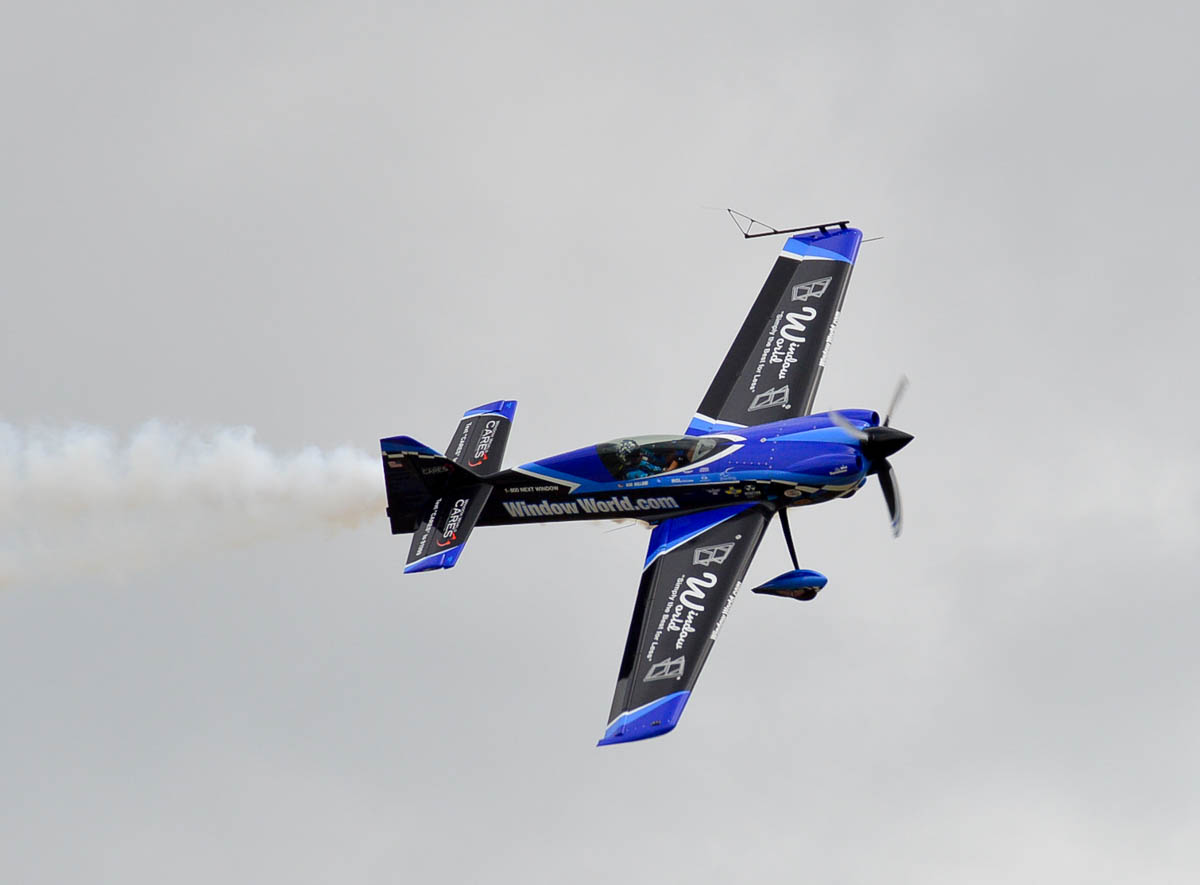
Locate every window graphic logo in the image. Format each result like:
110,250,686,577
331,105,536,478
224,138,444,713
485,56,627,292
644,657,686,682
792,276,832,302
748,385,790,411
693,543,734,567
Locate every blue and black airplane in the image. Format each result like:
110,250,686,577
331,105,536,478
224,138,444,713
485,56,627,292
380,220,913,746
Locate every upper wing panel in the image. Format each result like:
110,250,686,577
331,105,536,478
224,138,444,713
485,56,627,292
689,227,863,434
599,502,773,746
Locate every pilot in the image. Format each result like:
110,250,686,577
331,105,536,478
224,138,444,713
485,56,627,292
616,439,664,480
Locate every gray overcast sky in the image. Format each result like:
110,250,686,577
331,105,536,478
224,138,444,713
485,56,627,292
3,1,1199,882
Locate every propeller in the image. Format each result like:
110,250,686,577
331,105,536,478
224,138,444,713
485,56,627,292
830,376,912,537
883,374,908,427
829,410,868,441
878,460,902,538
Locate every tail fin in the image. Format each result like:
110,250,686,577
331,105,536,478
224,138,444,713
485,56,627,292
444,400,517,476
380,436,479,535
380,400,517,572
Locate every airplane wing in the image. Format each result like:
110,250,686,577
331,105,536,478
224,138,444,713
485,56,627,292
687,226,864,435
599,502,773,746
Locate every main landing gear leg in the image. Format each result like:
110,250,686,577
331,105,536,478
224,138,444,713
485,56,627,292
753,506,828,601
779,506,800,571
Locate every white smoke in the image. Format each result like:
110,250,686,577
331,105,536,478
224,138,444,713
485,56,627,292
0,422,385,586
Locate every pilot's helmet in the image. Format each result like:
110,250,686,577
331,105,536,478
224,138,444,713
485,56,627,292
616,439,639,463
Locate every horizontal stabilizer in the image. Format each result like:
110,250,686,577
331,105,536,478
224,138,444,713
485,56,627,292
405,483,492,573
445,400,517,476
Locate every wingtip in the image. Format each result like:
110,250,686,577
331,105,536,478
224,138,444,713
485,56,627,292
596,691,690,747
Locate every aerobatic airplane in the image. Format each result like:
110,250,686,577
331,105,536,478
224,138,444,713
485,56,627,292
380,218,913,746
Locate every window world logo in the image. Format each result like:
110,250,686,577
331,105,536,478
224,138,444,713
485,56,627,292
748,385,790,411
644,656,686,682
792,276,831,302
693,543,734,566
500,495,680,518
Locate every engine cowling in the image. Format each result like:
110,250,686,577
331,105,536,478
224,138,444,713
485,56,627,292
776,443,864,484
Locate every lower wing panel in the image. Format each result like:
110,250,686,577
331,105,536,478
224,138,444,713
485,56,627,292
600,502,773,746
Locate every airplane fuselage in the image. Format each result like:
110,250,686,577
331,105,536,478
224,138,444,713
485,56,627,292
476,409,881,527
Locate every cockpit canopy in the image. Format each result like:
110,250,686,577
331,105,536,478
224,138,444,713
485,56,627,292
596,434,733,481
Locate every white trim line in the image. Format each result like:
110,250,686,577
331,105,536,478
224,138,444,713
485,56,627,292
510,466,580,493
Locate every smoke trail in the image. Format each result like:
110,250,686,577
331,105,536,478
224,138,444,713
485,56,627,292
0,422,384,586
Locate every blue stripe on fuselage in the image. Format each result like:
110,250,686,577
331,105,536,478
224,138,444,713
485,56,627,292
515,411,879,492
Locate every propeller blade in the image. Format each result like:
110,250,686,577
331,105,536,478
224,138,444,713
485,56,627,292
779,506,800,570
883,375,909,427
830,410,869,441
878,460,902,537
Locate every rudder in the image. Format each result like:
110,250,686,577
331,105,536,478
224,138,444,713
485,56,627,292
380,435,478,535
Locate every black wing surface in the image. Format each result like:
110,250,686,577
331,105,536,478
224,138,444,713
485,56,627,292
687,227,864,435
598,502,772,746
